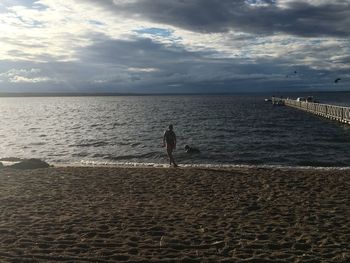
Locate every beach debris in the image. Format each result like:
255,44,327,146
9,158,50,170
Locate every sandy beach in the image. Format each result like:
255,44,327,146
0,166,349,262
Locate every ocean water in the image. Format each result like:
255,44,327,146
1,93,350,168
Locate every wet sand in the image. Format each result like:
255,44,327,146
0,166,349,262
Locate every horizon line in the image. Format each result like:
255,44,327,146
0,90,349,97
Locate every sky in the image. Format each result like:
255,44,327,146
0,0,349,93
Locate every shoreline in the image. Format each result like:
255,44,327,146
43,161,350,171
4,156,350,174
1,166,349,262
4,158,350,171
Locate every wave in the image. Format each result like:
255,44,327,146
296,160,349,167
69,141,110,147
3,156,350,171
57,160,350,171
102,152,163,161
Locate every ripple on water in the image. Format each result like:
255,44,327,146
1,94,350,166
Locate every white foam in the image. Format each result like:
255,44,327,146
1,161,20,166
52,160,350,171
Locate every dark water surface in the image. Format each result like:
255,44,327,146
1,93,350,167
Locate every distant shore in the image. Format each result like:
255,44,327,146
0,166,349,262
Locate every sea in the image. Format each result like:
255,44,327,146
1,92,350,169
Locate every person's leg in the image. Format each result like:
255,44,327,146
170,149,177,167
167,147,173,165
167,147,177,167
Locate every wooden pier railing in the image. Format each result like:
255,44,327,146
272,98,350,124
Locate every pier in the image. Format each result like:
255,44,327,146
272,97,350,124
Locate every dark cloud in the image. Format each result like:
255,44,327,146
79,36,200,66
1,33,347,93
64,36,340,92
79,0,350,37
1,1,349,94
0,36,283,92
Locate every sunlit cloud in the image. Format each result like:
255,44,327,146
128,67,159,73
0,68,53,83
0,0,349,93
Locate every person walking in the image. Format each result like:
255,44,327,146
163,124,178,167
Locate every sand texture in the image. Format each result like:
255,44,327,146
0,166,349,262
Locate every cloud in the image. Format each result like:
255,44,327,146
71,36,335,92
0,33,347,93
0,0,146,62
0,68,53,83
0,0,349,93
80,0,350,37
128,67,159,73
